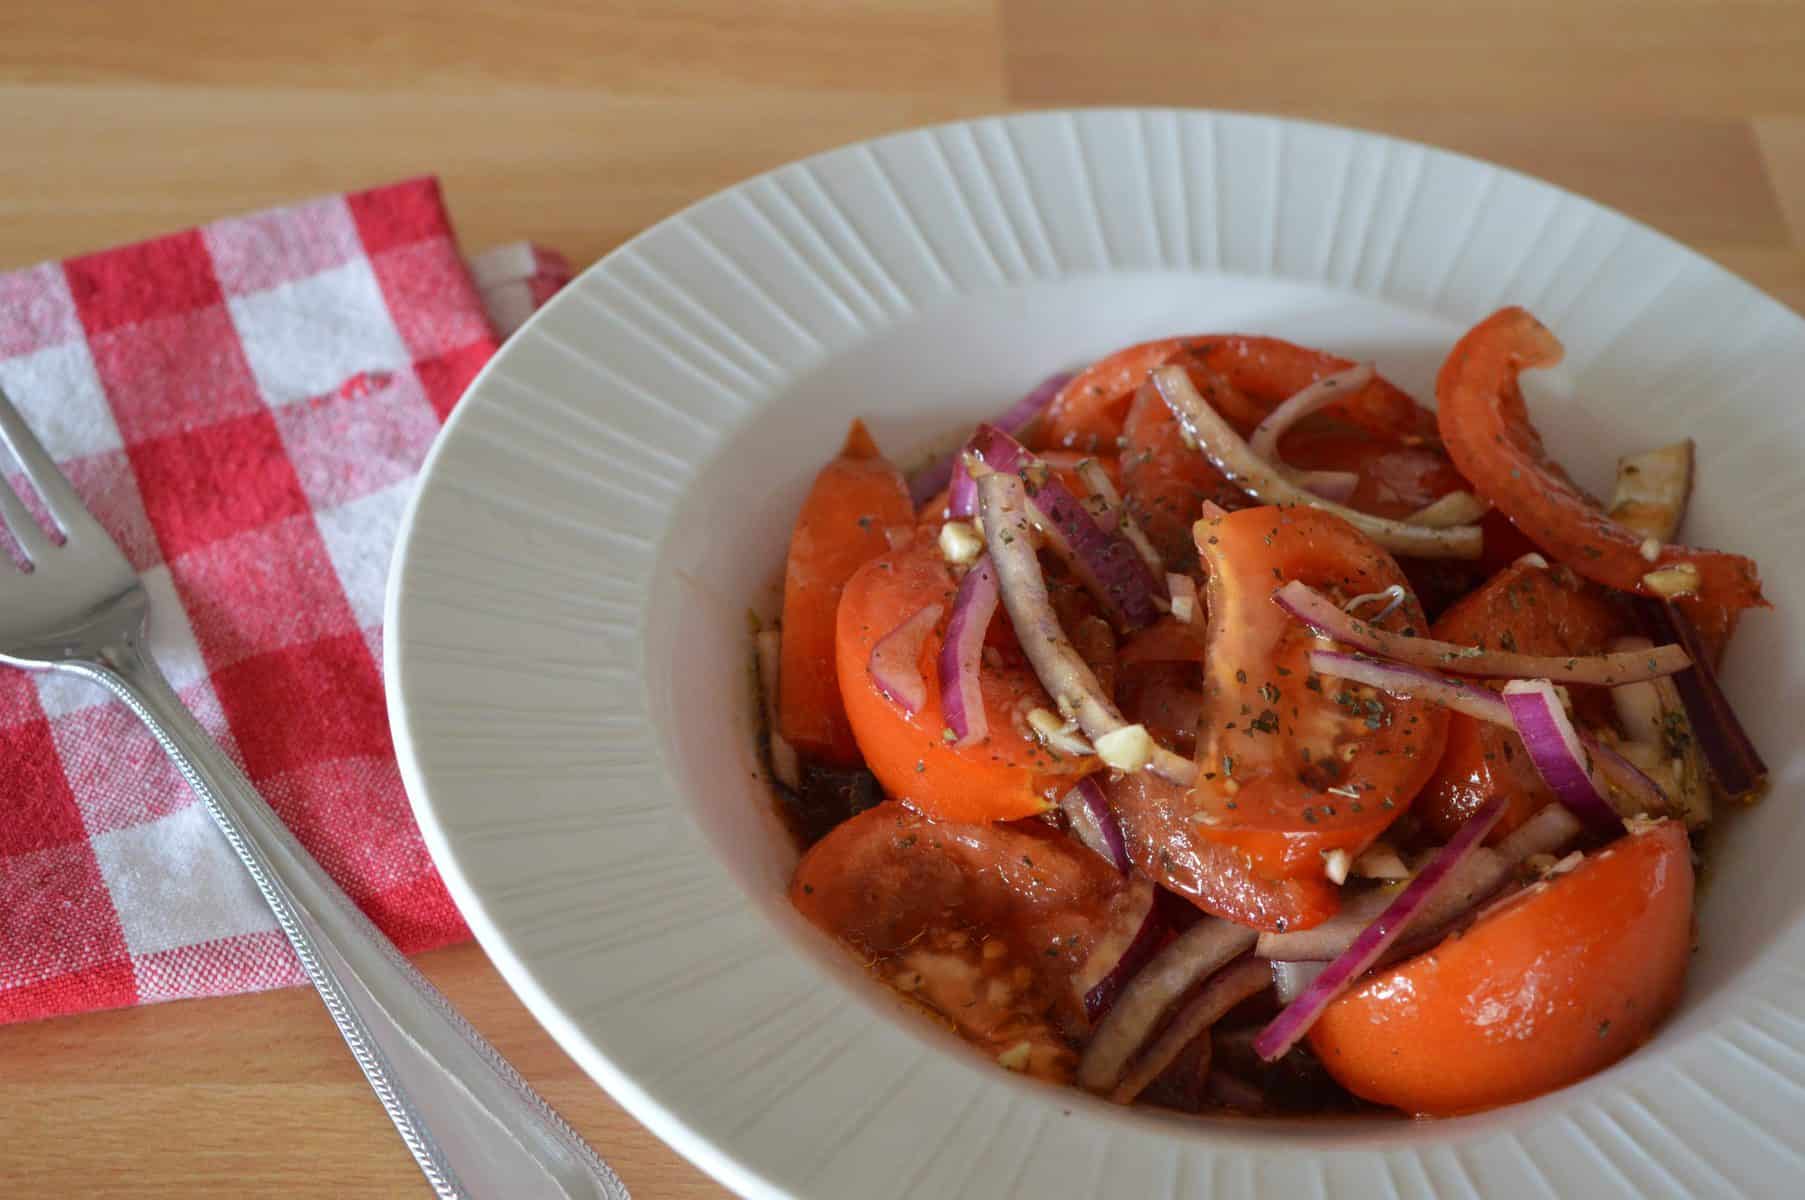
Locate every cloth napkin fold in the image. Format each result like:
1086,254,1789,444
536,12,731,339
0,178,570,1024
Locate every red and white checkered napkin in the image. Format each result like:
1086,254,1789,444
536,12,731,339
0,178,572,1024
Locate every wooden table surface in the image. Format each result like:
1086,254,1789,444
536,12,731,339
5,2,1805,1196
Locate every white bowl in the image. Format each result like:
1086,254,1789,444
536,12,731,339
386,110,1805,1199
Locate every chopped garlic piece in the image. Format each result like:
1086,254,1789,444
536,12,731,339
1624,813,1666,836
1639,536,1663,563
996,1042,1033,1072
1515,552,1549,569
1641,562,1700,598
939,519,984,564
1028,707,1094,756
1095,723,1156,772
1171,593,1195,623
1352,843,1410,880
1322,848,1352,886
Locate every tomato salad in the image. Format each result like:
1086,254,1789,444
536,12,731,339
754,308,1767,1117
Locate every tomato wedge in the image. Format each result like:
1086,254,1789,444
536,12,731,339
792,802,1150,1080
1416,559,1630,841
1309,820,1694,1115
1110,506,1449,931
1436,307,1765,610
836,533,1094,822
779,421,915,765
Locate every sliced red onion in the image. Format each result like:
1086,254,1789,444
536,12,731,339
1277,580,1690,685
1633,598,1766,800
1587,739,1671,820
1074,458,1165,578
1270,959,1327,1004
909,371,1073,506
1609,440,1693,544
947,460,977,520
755,629,800,791
1078,917,1256,1091
1077,879,1164,1021
1492,801,1585,864
1502,680,1625,836
1204,1070,1267,1111
1248,363,1376,462
975,470,1197,787
1253,795,1508,1061
1405,490,1489,528
1165,573,1198,624
1295,469,1359,503
1112,957,1273,1104
1022,469,1162,632
946,421,1032,519
1609,635,1711,828
936,557,998,746
1060,776,1130,872
1609,636,1666,743
1306,649,1667,816
1153,365,1482,559
1256,803,1584,964
956,424,1161,631
866,603,943,715
1256,840,1505,962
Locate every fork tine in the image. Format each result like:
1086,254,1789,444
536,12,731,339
0,385,106,542
0,472,52,562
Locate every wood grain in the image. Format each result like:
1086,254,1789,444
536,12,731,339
4,1,1805,1196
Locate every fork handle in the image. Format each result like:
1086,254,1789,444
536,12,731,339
82,636,628,1200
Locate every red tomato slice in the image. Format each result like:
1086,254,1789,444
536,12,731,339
791,802,1151,1081
1111,506,1450,931
1416,559,1630,842
836,534,1094,822
779,421,915,765
1435,307,1765,611
1309,820,1694,1115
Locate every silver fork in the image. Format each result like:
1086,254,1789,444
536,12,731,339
0,386,628,1200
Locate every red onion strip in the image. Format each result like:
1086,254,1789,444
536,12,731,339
1277,580,1690,685
1152,365,1483,559
1295,470,1359,503
1253,796,1508,1061
1077,879,1164,1021
866,603,943,715
1306,649,1667,816
1257,801,1586,963
958,424,1161,631
1247,364,1376,462
1021,469,1162,632
974,470,1197,787
936,556,998,746
1078,918,1256,1091
1633,598,1766,799
1112,957,1273,1103
1060,776,1130,872
1270,959,1326,1004
1405,490,1489,528
1500,680,1625,835
1074,458,1165,578
755,630,801,791
1609,440,1693,543
909,371,1073,506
